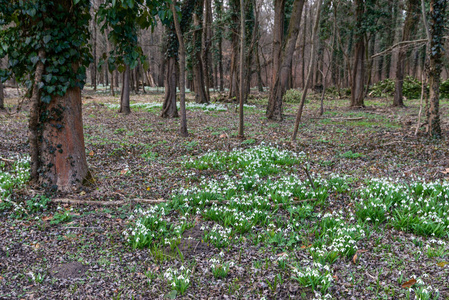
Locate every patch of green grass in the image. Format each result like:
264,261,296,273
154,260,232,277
241,139,256,145
340,151,365,159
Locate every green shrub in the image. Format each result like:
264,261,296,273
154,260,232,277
283,89,303,103
439,79,449,98
369,76,422,99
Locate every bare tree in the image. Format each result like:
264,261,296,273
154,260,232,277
172,0,188,137
292,0,323,141
394,0,420,107
266,0,306,121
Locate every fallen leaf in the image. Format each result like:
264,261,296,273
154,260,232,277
440,168,449,174
437,261,448,267
89,151,94,156
353,253,358,264
401,278,417,288
42,215,53,221
332,275,338,281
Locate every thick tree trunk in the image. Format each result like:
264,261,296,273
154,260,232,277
301,4,307,89
39,87,88,191
267,0,306,121
119,65,131,114
350,0,365,108
91,13,97,91
203,0,213,101
161,57,179,118
238,0,245,138
228,0,240,100
385,0,399,79
292,0,322,140
192,0,209,104
256,43,264,92
271,0,286,87
427,0,446,138
394,0,420,107
171,1,188,137
219,38,224,91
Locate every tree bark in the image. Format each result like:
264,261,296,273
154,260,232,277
292,0,322,140
301,4,307,89
91,11,97,91
385,0,399,79
171,1,188,137
266,0,306,121
271,0,286,87
39,87,89,191
192,0,209,104
350,0,365,108
427,0,446,138
0,80,4,110
238,0,245,138
228,0,240,100
394,0,420,107
161,57,179,118
29,49,46,184
203,0,213,101
119,65,131,114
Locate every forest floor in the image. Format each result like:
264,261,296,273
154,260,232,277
1,87,449,299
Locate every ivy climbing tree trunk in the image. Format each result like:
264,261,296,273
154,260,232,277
427,0,447,138
350,0,365,108
394,0,420,107
266,0,306,121
119,65,131,114
0,0,91,191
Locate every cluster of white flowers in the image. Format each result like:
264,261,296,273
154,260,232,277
164,265,191,290
105,102,229,111
184,144,304,175
123,206,172,248
407,274,440,300
292,262,333,294
209,256,235,275
355,178,449,237
309,211,365,262
203,224,232,248
0,155,30,199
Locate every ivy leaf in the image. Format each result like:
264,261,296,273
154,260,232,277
41,95,51,103
117,64,125,73
43,35,51,44
30,56,39,65
74,0,81,4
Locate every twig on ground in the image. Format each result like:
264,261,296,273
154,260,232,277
52,198,166,206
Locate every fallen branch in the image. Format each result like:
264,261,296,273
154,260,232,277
0,158,15,163
52,197,316,207
52,198,167,206
331,117,364,121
